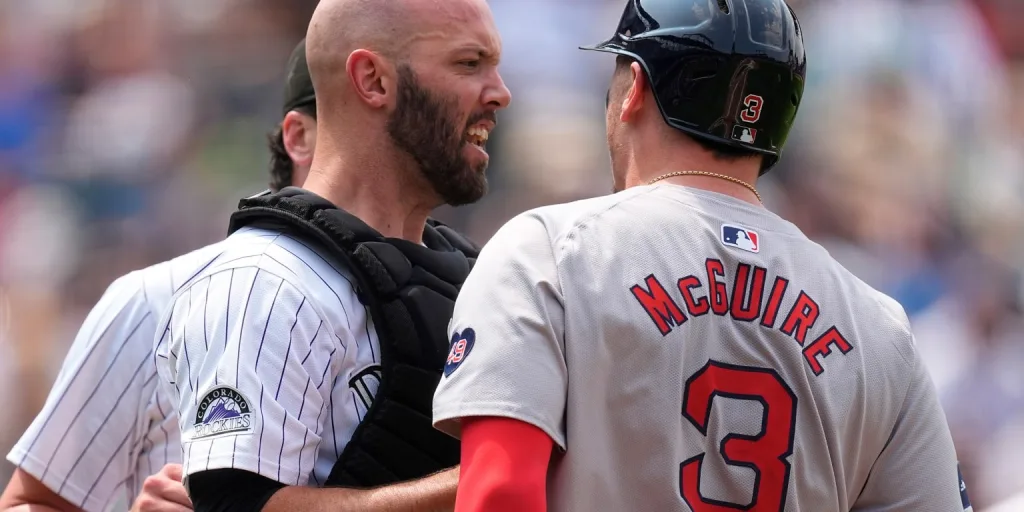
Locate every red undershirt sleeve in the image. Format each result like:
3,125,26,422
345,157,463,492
455,417,554,512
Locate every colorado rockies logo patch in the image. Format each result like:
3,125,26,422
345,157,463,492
192,385,254,441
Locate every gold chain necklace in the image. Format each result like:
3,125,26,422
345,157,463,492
647,170,761,203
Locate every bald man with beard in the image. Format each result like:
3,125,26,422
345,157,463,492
153,0,511,511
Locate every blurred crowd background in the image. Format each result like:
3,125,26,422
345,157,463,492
0,0,1022,508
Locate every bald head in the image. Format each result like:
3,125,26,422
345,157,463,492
305,0,500,109
306,0,403,87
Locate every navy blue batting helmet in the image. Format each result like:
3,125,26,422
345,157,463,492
581,0,807,173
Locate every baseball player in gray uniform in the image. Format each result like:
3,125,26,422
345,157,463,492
0,39,319,512
431,1,973,511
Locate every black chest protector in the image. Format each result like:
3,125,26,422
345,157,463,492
227,187,478,488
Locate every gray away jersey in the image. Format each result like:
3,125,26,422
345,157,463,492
7,240,230,512
433,184,971,512
153,226,381,487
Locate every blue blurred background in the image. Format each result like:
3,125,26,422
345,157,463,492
0,0,1022,508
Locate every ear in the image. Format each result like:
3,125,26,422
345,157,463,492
619,62,647,123
282,111,317,168
346,49,394,109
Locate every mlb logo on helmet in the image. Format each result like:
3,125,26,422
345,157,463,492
721,224,760,253
732,125,757,143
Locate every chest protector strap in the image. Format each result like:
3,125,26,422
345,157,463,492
227,187,478,488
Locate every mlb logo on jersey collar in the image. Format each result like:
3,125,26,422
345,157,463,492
721,224,760,253
444,328,475,377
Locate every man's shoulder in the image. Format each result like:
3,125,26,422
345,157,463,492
808,250,919,368
127,237,238,314
175,226,341,281
810,247,914,333
855,275,917,355
171,226,360,324
502,189,657,247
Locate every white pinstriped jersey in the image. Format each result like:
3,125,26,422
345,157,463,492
6,239,233,512
153,226,381,487
433,184,970,512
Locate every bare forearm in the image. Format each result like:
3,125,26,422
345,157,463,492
262,467,459,512
3,505,67,512
1,470,83,512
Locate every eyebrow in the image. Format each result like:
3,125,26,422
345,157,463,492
452,44,500,63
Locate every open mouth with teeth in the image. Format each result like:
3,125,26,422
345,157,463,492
466,126,490,148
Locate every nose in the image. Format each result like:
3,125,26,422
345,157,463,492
483,68,512,110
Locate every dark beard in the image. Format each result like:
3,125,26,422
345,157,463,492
386,65,489,206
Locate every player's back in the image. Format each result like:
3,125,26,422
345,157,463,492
7,235,232,511
540,184,965,511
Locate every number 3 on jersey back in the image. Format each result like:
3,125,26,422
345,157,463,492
680,361,798,512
